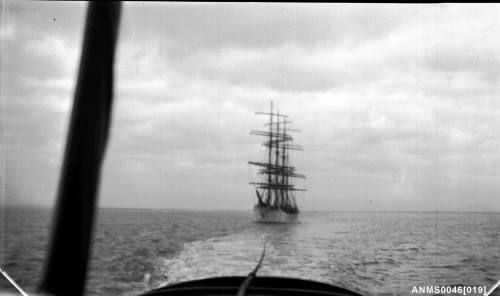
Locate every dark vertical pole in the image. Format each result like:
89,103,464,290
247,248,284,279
282,121,287,208
267,101,273,205
39,2,121,296
275,111,280,207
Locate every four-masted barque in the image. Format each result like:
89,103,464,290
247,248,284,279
249,102,306,223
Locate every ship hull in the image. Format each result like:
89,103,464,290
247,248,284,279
253,205,298,223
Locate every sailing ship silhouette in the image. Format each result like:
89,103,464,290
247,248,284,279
249,102,306,223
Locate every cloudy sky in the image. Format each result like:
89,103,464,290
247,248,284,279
3,2,500,211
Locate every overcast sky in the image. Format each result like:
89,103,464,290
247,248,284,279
3,2,500,211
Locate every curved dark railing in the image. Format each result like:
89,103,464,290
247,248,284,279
141,276,363,296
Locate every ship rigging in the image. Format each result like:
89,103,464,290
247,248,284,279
249,102,306,222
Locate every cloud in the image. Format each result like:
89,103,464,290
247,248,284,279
121,3,428,52
4,3,500,211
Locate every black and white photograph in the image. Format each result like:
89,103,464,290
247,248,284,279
0,2,499,296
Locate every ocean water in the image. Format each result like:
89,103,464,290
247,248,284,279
0,207,499,296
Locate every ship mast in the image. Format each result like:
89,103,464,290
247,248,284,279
267,102,273,204
249,103,306,213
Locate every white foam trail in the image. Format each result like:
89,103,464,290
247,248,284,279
154,226,332,288
156,232,264,285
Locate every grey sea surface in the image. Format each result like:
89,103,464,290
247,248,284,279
0,207,499,296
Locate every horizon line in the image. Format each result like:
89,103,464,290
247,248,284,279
3,204,500,214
